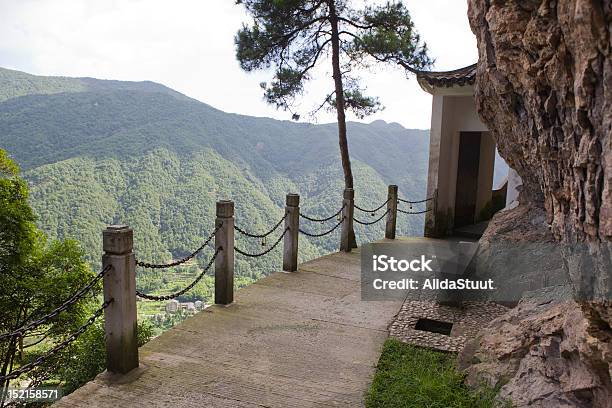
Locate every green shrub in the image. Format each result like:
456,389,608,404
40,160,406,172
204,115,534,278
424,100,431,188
58,319,153,395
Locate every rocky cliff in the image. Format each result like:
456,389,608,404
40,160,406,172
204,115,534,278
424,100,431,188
462,0,611,406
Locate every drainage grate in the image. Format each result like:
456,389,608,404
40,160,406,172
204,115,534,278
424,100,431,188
414,318,453,335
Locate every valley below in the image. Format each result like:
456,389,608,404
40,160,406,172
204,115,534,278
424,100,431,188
0,67,436,331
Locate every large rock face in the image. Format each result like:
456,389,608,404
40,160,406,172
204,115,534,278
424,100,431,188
468,0,611,301
463,1,611,406
460,204,610,407
464,202,569,304
459,291,611,407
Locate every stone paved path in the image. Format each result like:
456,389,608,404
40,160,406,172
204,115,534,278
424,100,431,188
389,300,509,352
385,237,509,353
54,249,404,407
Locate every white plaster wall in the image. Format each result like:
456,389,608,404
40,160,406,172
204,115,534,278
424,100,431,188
424,94,444,234
425,94,444,202
443,95,489,133
424,91,490,235
439,95,488,217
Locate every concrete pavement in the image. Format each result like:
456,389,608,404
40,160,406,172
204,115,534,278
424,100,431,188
54,249,404,407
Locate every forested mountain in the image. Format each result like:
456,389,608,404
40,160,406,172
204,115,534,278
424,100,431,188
0,67,431,284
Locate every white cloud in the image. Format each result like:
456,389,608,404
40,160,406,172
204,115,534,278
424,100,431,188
0,0,477,129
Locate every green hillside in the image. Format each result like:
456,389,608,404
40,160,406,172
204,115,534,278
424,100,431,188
0,66,188,103
0,67,431,294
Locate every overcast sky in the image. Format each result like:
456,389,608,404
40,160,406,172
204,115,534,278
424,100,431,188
0,0,477,129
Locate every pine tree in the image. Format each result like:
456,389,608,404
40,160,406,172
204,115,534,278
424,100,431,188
235,0,432,191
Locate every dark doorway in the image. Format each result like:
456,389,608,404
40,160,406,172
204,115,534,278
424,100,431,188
454,132,481,228
414,318,453,336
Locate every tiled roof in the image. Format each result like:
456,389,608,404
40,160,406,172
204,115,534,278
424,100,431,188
416,63,477,87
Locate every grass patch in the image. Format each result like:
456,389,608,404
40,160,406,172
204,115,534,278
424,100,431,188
366,339,503,408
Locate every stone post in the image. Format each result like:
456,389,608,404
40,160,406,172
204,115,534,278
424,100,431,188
215,200,234,305
433,188,439,215
340,188,355,252
385,185,398,239
425,188,442,238
102,225,139,374
283,193,300,272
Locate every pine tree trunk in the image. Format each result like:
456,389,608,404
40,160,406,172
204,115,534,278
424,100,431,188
329,2,353,190
329,1,357,248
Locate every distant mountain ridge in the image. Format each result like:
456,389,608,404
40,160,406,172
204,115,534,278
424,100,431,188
0,67,430,282
0,66,189,103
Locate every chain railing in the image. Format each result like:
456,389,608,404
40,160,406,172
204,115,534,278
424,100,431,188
299,204,345,223
235,227,289,257
135,224,221,269
234,215,286,239
136,248,221,301
353,209,390,226
354,198,390,214
346,187,437,243
3,185,431,380
396,195,435,215
397,207,432,214
398,197,434,204
299,216,345,237
0,299,112,382
0,265,110,342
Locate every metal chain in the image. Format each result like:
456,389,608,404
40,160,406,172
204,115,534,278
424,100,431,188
398,197,434,204
353,209,390,226
234,214,286,239
136,248,221,301
299,204,345,223
397,208,432,215
354,198,390,214
0,299,112,381
299,216,345,237
136,223,222,269
0,265,110,342
235,228,288,258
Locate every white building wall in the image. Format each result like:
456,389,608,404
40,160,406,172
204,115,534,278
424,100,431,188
424,87,494,236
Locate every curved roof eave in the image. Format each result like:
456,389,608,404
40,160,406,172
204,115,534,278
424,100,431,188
416,63,477,93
